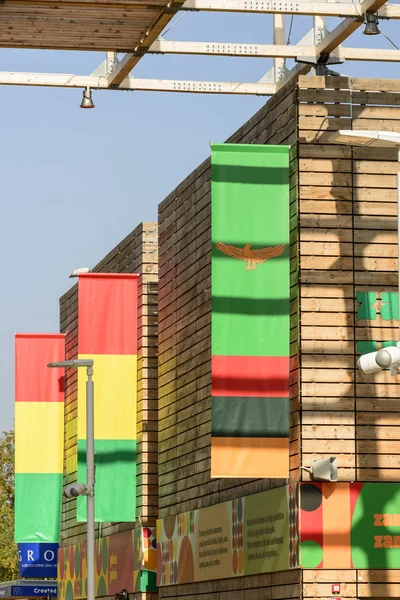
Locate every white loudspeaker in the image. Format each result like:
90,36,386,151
357,351,382,374
311,457,338,482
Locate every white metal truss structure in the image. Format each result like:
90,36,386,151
0,0,398,96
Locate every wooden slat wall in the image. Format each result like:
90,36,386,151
60,222,158,546
298,75,400,483
303,570,356,600
159,570,301,600
304,569,400,599
157,77,301,536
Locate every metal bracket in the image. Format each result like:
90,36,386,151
91,60,108,78
296,53,345,67
91,53,141,81
295,49,346,76
106,52,119,76
313,65,344,76
258,63,289,84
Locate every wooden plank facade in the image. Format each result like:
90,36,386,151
157,76,400,599
59,76,400,600
297,75,400,483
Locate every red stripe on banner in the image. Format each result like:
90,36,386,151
78,273,139,355
212,355,289,397
15,334,65,403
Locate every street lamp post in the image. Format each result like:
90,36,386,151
330,130,400,374
48,359,95,600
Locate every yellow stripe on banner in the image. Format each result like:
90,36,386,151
78,354,137,440
15,402,64,473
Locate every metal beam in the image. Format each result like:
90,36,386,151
0,72,276,95
148,40,400,62
181,0,399,18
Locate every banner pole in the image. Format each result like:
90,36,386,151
86,365,95,600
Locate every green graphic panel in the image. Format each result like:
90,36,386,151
300,540,323,568
351,483,400,568
211,144,290,357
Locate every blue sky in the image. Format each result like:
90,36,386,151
1,11,399,431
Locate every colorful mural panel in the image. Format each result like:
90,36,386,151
58,528,157,599
156,484,298,586
300,482,400,568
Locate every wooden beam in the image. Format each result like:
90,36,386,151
148,40,311,58
313,15,326,45
336,47,400,62
273,14,285,82
181,0,400,18
148,40,400,63
0,72,276,95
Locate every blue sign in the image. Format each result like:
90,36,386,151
0,582,58,598
11,585,57,597
18,543,59,579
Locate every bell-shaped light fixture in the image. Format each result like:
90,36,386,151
80,87,95,109
363,11,380,35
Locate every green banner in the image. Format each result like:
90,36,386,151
211,143,290,478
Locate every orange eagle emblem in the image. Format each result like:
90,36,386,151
216,242,286,271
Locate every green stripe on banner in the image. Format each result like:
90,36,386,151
15,473,62,543
212,396,289,437
77,439,136,523
211,144,290,358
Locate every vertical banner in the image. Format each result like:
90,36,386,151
211,144,290,478
77,273,138,523
15,333,65,542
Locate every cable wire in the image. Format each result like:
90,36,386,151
163,12,187,37
379,27,400,50
286,15,294,45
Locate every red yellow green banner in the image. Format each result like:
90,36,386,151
211,144,290,478
14,333,65,543
76,273,138,523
